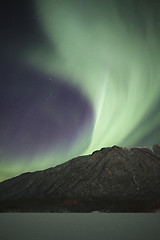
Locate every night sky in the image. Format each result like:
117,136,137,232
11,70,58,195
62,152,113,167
0,0,160,182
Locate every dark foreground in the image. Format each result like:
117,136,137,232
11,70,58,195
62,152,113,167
0,198,160,213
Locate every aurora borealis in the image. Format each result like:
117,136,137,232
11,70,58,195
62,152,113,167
0,0,160,182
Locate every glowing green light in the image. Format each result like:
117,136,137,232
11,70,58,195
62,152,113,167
1,0,160,181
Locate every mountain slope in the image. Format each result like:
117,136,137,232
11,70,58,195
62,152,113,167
0,145,160,212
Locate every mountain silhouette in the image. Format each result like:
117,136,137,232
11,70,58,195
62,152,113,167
0,145,160,212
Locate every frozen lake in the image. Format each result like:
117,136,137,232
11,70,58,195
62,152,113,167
0,213,160,240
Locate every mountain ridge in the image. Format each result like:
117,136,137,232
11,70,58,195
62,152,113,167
0,145,160,212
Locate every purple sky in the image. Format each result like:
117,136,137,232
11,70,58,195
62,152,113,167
0,59,94,157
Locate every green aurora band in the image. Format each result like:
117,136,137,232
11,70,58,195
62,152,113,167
29,0,160,148
1,0,160,181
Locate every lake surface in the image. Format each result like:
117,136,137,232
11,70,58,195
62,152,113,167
0,213,160,240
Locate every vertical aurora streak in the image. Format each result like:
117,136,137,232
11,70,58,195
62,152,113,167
0,0,160,181
31,0,160,148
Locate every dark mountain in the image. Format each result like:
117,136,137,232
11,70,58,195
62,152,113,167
0,145,160,212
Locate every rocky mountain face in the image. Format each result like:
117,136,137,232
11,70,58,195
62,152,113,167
0,145,160,212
